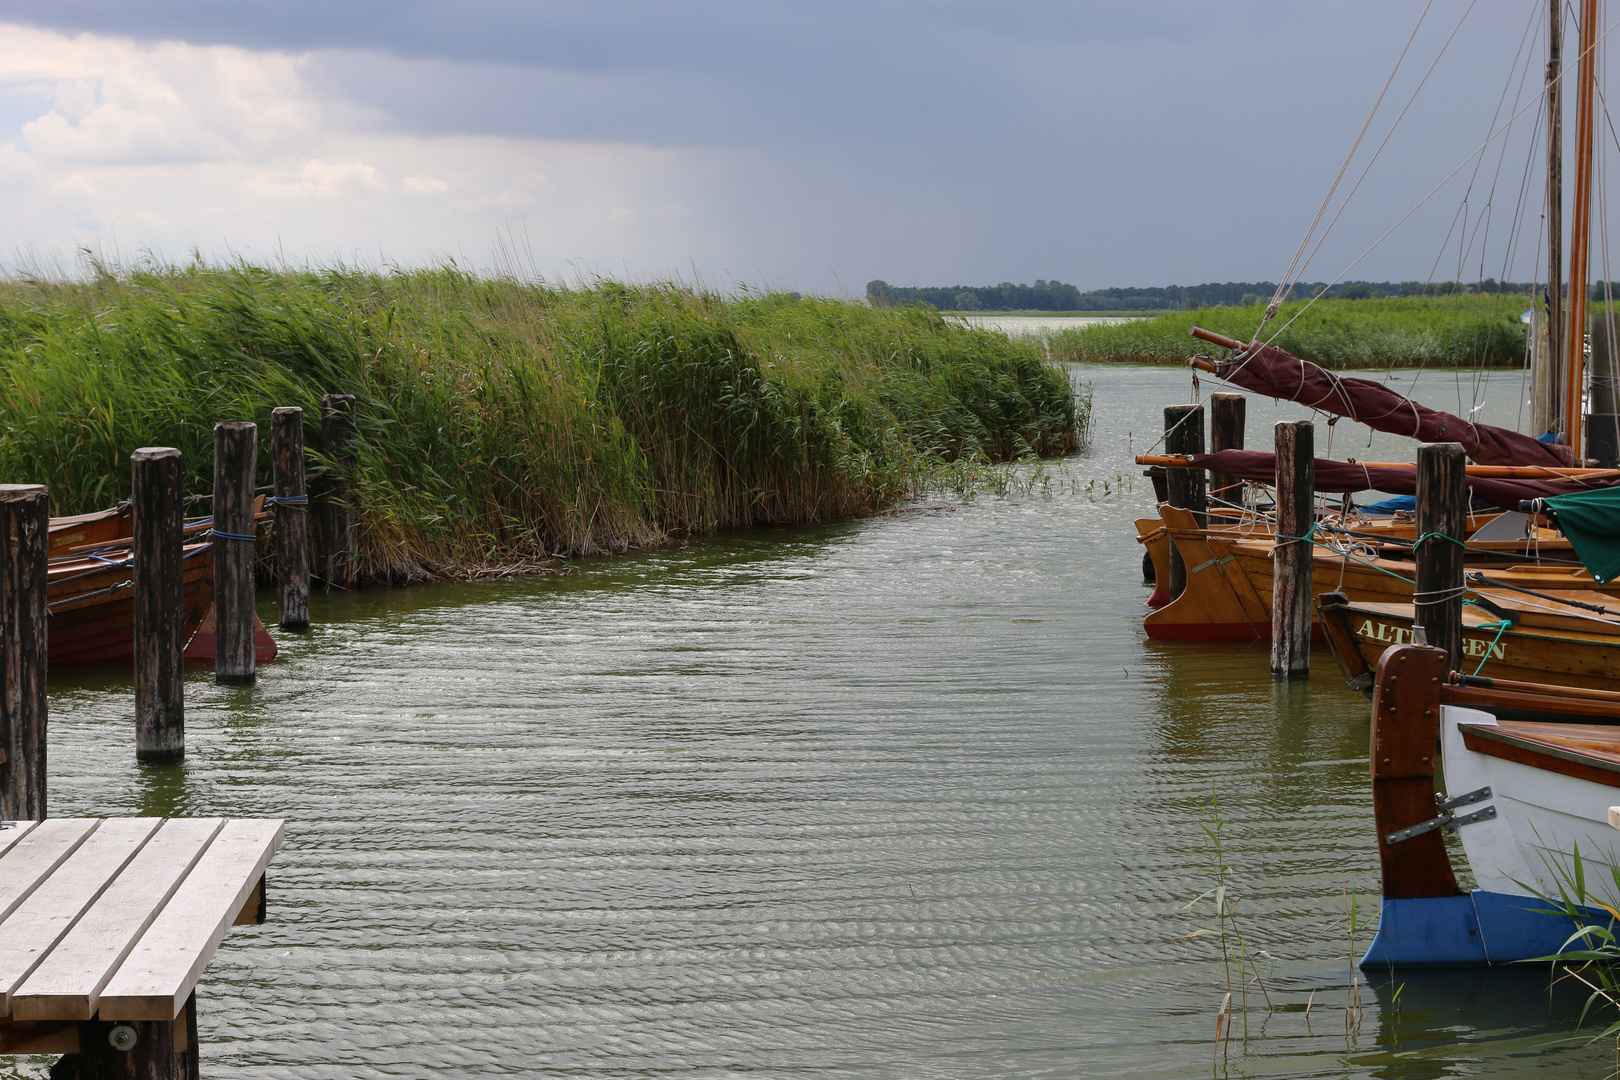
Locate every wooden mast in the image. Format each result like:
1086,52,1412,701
1565,0,1600,459
1545,0,1564,438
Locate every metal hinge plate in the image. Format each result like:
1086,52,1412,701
1385,786,1495,845
1191,555,1235,574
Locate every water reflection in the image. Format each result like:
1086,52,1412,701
16,365,1612,1078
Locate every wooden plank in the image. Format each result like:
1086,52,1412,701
0,819,40,860
9,819,223,1022
1462,725,1620,787
98,820,283,1021
0,1018,77,1053
0,819,100,925
0,818,160,1016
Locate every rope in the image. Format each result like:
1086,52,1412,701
1265,0,1436,332
48,581,129,611
1459,600,1513,676
1466,571,1620,615
265,494,307,506
209,530,256,542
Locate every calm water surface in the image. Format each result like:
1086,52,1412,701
15,364,1607,1078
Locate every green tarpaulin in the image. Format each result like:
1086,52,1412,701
1544,486,1620,584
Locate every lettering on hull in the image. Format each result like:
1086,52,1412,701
1352,619,1505,661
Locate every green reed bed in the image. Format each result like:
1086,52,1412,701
1048,295,1532,368
0,265,1084,583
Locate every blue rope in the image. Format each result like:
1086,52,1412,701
265,494,307,505
210,529,256,542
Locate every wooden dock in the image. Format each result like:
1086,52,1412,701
0,817,282,1077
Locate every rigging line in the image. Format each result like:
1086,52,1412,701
1290,0,1481,292
1460,2,1542,289
1500,94,1546,283
1261,0,1436,333
1256,10,1620,354
1256,11,1620,353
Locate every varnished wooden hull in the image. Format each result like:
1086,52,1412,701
46,542,215,664
1324,598,1620,692
1143,505,1613,641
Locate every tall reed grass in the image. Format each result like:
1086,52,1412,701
0,264,1085,582
1048,295,1531,368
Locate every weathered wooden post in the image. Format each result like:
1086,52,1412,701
59,994,198,1080
1271,420,1314,678
1208,393,1246,507
0,485,47,820
271,408,310,630
321,394,358,590
1162,404,1206,601
213,423,258,686
133,449,184,760
1415,441,1468,669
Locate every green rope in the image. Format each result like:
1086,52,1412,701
1414,531,1469,549
1460,599,1512,676
1273,525,1417,585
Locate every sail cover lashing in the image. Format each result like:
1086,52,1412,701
1162,449,1615,509
1203,342,1573,468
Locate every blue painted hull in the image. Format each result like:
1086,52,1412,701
1361,890,1604,967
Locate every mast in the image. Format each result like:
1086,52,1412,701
1566,0,1600,459
1545,0,1564,438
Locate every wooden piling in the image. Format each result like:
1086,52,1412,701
1415,441,1468,669
213,423,258,686
321,394,358,590
132,449,184,761
0,485,47,820
1208,393,1246,507
1271,420,1314,679
53,994,197,1080
1162,404,1206,601
270,408,310,630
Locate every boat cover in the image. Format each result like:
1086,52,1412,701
1172,449,1620,509
1542,486,1620,583
1207,343,1573,468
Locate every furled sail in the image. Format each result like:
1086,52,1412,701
1194,338,1572,468
1150,449,1614,509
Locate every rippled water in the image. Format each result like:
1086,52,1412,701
13,364,1607,1078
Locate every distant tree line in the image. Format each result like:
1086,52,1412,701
866,277,1620,312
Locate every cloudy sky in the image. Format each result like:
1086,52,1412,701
0,2,1602,292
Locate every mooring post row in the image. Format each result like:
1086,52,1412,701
213,423,258,686
0,484,47,820
133,449,185,761
1162,403,1205,602
321,393,358,591
271,407,311,630
1271,420,1313,679
1414,441,1468,669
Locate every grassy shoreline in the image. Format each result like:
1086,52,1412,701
0,266,1085,584
1046,295,1531,368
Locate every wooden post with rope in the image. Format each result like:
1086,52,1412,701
0,485,47,819
1209,394,1245,507
213,423,258,686
132,448,185,760
271,408,310,630
1162,404,1206,601
321,394,358,590
1271,421,1313,678
1414,442,1467,670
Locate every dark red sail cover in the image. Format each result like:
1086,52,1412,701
1211,343,1573,468
1180,449,1617,508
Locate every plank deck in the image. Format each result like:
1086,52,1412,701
10,819,225,1021
0,817,281,1033
0,818,160,1014
98,819,284,1021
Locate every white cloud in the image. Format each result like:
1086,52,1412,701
0,23,747,278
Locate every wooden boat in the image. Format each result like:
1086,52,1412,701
1142,504,1598,641
1358,643,1620,966
42,500,277,665
1320,581,1620,693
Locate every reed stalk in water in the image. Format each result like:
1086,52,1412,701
0,262,1086,583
